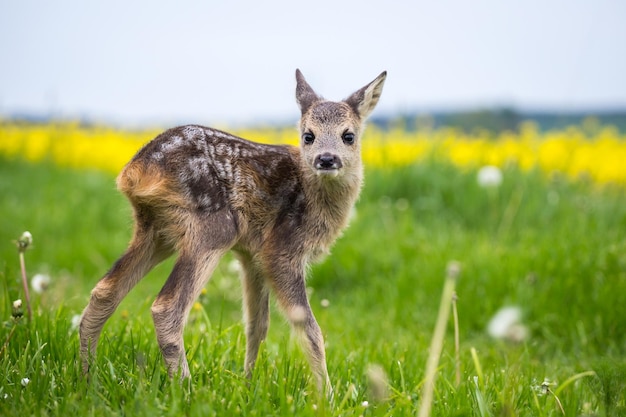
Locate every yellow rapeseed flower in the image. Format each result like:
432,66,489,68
1,120,625,186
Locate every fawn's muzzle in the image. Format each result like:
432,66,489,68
314,153,343,172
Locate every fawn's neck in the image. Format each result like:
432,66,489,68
300,158,363,229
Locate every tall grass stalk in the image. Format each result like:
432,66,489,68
452,291,461,387
417,261,460,417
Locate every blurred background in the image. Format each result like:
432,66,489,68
1,0,625,129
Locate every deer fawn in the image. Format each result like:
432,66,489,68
79,69,386,393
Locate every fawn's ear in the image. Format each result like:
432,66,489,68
344,71,387,120
295,69,322,114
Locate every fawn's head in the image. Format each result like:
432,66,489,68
295,69,386,181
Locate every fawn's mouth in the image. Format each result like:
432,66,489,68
315,166,341,177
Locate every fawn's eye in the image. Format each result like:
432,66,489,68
342,131,355,145
302,132,315,145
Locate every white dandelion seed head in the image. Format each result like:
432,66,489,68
366,363,390,402
287,305,307,326
446,260,462,281
487,306,529,342
477,165,503,188
227,259,241,274
506,323,529,343
20,231,33,245
31,274,51,293
532,378,556,396
70,314,82,331
17,231,33,251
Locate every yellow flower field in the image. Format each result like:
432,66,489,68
1,120,625,185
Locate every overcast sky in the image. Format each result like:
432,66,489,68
1,0,625,126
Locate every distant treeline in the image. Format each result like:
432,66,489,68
371,108,626,133
4,108,626,134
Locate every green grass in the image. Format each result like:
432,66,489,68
1,155,625,416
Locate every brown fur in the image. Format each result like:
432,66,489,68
79,69,386,395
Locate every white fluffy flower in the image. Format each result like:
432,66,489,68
21,378,30,387
71,314,82,331
13,299,22,309
477,165,503,188
17,231,33,251
31,274,51,293
366,363,389,402
227,259,241,274
21,231,32,243
487,306,528,342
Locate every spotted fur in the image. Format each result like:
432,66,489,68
79,69,386,395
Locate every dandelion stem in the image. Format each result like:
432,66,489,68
547,388,565,415
418,263,459,417
0,321,19,356
452,292,461,387
19,251,32,321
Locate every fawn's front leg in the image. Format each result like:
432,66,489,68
265,253,333,396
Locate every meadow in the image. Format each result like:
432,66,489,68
1,121,625,416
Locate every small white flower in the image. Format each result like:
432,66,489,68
287,305,307,326
487,306,529,342
366,363,389,402
227,259,241,274
320,299,330,308
477,165,503,188
446,261,462,281
17,231,33,251
71,314,82,331
361,400,369,407
21,378,30,387
532,378,556,396
31,274,51,293
11,299,24,318
21,231,33,245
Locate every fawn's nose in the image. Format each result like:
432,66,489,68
315,153,343,170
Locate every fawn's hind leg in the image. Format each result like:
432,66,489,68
237,253,271,377
79,223,172,373
151,248,228,379
151,210,237,379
